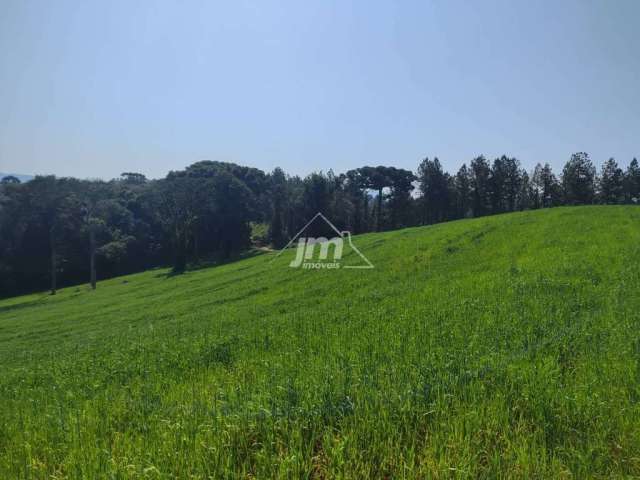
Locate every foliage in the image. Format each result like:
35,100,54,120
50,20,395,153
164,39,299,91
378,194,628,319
562,152,597,205
1,154,640,296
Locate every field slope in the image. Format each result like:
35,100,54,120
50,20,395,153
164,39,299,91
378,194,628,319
2,206,640,478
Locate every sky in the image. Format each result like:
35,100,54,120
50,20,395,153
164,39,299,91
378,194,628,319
0,0,638,180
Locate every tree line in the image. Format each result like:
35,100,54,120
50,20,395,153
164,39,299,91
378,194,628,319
1,153,639,297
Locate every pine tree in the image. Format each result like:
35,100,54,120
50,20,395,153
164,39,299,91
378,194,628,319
268,168,288,248
454,164,471,218
624,158,640,204
489,156,507,214
503,157,522,212
531,164,544,209
417,157,449,224
540,163,560,207
470,156,492,217
562,153,596,205
517,170,533,210
599,158,624,204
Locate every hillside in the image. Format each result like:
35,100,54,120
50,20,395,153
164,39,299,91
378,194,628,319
2,206,640,478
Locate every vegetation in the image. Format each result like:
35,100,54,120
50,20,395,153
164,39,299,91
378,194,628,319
2,206,640,477
2,154,640,298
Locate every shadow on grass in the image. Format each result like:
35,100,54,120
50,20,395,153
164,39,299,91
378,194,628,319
154,248,267,279
0,296,49,316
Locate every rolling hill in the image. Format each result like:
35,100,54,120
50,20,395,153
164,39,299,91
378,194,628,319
1,206,640,478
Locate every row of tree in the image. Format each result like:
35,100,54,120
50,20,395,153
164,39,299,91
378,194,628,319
416,153,640,223
1,153,638,297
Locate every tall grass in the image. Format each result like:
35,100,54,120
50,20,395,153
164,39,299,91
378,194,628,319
1,206,640,478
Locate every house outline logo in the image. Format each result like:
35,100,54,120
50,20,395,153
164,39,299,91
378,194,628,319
270,212,374,269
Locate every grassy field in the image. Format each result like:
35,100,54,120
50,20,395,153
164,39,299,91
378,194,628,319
2,206,640,478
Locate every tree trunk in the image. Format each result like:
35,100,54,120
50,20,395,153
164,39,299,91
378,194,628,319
363,193,369,232
174,249,186,272
376,188,383,231
89,226,96,290
173,230,187,273
49,226,57,295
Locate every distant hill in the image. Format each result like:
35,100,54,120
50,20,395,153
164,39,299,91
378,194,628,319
0,172,34,183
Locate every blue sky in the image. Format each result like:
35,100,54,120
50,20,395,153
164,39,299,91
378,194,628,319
0,0,638,179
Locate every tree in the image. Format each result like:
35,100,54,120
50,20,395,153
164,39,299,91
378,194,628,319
530,164,544,209
537,163,561,208
210,171,254,258
1,175,20,184
386,167,416,229
417,157,449,224
358,166,391,231
300,172,333,236
343,169,369,233
328,171,356,232
562,152,596,205
80,204,99,290
120,172,147,184
80,181,111,290
624,158,640,204
470,156,492,217
489,156,522,213
599,158,624,204
0,180,28,294
453,164,472,218
503,157,522,212
3,153,639,298
268,168,288,248
157,174,202,272
26,177,81,294
186,161,269,223
489,156,507,214
517,170,533,211
91,197,137,279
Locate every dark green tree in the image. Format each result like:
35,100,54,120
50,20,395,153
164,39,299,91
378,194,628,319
27,177,81,294
157,174,202,272
120,172,147,185
517,170,533,210
562,152,596,205
599,158,624,204
268,167,288,248
453,164,472,218
343,169,369,233
489,156,521,213
210,171,254,258
537,163,561,207
386,167,416,229
358,166,391,231
503,157,522,212
417,157,449,224
470,156,492,217
624,158,640,204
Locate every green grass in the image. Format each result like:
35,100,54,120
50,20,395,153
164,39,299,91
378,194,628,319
2,206,640,478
